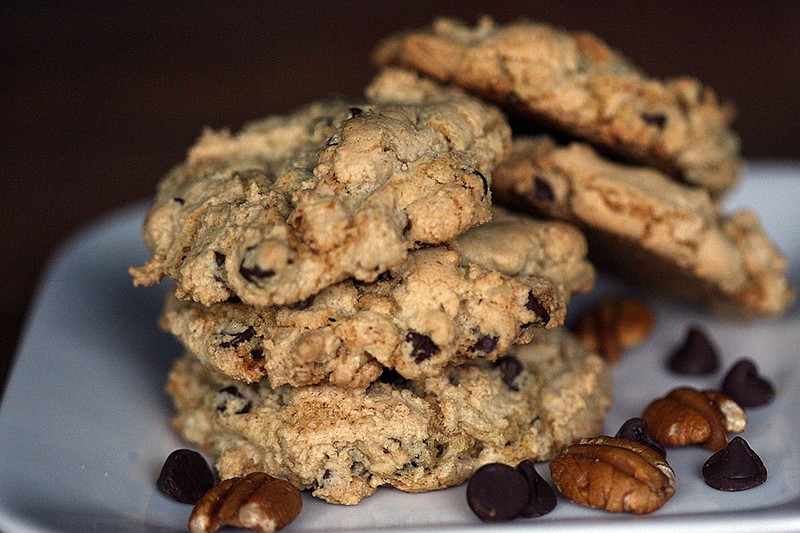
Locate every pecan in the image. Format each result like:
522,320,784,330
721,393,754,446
641,387,746,452
573,298,654,362
549,436,675,514
189,472,302,533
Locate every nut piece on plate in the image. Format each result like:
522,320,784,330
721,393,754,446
549,436,675,514
642,387,746,452
189,472,302,533
573,298,654,362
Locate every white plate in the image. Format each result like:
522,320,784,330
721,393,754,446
1,162,799,533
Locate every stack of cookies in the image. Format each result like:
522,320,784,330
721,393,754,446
375,17,794,316
131,16,793,506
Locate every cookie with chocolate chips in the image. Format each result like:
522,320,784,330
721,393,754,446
373,16,741,195
492,136,794,317
166,328,612,505
130,82,511,307
160,208,594,388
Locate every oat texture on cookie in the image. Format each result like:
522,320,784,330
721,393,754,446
130,92,510,306
167,328,611,505
374,16,741,195
159,208,594,388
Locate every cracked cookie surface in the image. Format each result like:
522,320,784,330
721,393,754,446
374,16,740,195
160,208,594,388
167,328,611,504
492,136,794,316
130,89,510,306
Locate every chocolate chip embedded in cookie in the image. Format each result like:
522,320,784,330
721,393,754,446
160,208,595,388
166,328,611,505
130,90,510,307
492,136,795,317
374,16,741,195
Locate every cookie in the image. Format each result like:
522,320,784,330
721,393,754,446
130,92,511,307
167,328,612,505
374,16,741,195
492,135,795,316
160,208,595,388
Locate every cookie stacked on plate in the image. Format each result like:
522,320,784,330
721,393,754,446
132,15,794,507
131,67,612,504
375,16,794,316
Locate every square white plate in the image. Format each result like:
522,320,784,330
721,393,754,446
1,162,799,533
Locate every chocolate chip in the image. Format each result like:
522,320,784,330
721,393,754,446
219,326,256,348
467,463,529,522
702,436,767,491
525,292,550,325
173,197,185,205
531,176,555,202
515,460,557,518
348,107,363,118
214,252,226,267
378,368,409,387
721,359,775,407
642,112,667,129
615,417,666,458
239,263,276,283
157,449,215,504
667,325,719,375
494,355,523,391
250,348,264,360
471,334,498,354
216,385,252,414
224,295,242,304
406,331,439,363
473,169,489,197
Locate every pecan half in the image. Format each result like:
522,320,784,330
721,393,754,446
549,436,675,514
189,472,302,533
642,387,746,452
573,298,654,362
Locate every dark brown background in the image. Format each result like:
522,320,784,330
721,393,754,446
2,2,799,394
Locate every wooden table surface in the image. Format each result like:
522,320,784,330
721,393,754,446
2,2,798,395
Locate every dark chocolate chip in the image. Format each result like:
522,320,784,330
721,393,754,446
525,292,550,325
157,449,215,504
721,359,775,407
471,334,498,354
467,463,530,522
219,326,256,348
473,169,489,197
406,331,439,363
702,436,767,491
214,252,226,267
642,112,668,129
173,197,185,205
378,368,409,387
615,417,666,458
216,385,252,414
348,107,363,118
494,355,523,391
250,348,264,360
531,176,555,202
515,459,557,518
239,263,276,283
667,325,719,375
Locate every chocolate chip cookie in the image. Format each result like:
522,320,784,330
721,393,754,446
130,91,510,306
167,328,612,504
492,135,794,316
374,16,741,195
160,208,595,388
